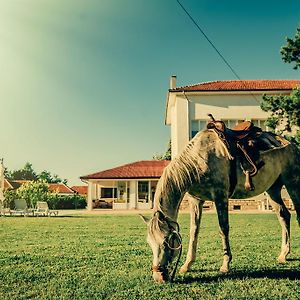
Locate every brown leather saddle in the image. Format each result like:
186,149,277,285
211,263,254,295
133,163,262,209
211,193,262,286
206,115,288,192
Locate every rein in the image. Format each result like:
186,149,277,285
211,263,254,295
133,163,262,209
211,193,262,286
151,213,183,282
165,228,182,282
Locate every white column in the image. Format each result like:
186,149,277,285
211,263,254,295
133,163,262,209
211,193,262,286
87,181,93,211
129,180,137,209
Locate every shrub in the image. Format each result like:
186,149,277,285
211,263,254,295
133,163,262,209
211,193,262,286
47,194,86,210
16,180,49,208
3,190,17,209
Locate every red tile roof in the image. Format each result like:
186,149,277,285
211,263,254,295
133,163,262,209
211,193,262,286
80,160,170,180
170,80,300,92
48,183,75,194
71,185,88,195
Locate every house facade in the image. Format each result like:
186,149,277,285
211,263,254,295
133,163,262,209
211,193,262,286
80,160,169,211
166,77,300,158
81,77,299,211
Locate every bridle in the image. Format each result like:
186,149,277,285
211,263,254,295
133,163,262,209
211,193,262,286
151,213,183,282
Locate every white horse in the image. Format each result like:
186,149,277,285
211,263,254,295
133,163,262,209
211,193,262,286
141,129,300,283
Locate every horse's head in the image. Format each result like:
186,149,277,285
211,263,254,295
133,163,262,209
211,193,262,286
141,211,182,283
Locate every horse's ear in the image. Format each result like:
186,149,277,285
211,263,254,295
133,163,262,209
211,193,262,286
139,214,150,225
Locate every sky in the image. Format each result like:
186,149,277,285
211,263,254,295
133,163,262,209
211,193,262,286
0,0,299,185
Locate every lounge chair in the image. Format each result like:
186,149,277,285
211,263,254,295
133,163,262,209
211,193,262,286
35,201,58,217
11,199,34,216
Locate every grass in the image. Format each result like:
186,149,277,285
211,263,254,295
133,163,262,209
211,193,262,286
1,212,300,299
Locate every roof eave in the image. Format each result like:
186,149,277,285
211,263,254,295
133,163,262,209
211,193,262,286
80,176,162,181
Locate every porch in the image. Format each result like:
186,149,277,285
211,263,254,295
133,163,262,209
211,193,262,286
86,179,158,210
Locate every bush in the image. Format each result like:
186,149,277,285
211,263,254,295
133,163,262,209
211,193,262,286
3,190,17,209
47,194,86,210
16,180,49,208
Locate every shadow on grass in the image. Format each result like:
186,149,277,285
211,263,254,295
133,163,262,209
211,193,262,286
178,268,300,284
286,258,300,262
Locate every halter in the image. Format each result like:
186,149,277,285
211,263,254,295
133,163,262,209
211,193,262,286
151,213,183,282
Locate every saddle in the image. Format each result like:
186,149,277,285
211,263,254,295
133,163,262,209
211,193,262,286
206,115,289,192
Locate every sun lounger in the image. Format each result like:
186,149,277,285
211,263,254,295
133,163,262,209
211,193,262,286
35,201,58,217
11,199,34,216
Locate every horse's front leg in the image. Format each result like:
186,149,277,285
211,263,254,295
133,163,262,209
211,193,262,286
179,196,204,274
215,198,232,273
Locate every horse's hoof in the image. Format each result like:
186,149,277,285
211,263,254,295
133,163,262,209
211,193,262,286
179,266,189,274
219,266,229,274
277,256,286,264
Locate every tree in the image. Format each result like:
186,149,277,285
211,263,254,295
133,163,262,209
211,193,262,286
39,170,67,184
6,162,67,184
261,88,300,145
6,162,38,181
281,27,300,70
261,27,300,146
153,140,172,160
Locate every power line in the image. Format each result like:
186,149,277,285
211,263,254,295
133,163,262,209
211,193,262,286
176,0,260,104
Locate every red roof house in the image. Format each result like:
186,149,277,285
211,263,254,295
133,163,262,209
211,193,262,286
80,160,169,211
169,79,300,92
80,160,170,180
71,185,88,196
166,77,300,158
48,183,75,195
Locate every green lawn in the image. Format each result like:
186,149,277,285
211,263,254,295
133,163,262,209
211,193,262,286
1,212,300,299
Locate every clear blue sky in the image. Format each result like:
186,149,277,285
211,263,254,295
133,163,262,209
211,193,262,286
0,0,299,185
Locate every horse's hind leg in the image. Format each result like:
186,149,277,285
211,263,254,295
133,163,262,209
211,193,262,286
284,177,300,227
215,197,232,273
180,196,204,274
267,177,291,263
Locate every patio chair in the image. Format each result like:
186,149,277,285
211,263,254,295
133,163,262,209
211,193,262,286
35,201,58,217
11,199,34,216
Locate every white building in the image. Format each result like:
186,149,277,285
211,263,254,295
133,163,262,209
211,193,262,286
166,77,300,158
81,160,169,211
82,77,299,211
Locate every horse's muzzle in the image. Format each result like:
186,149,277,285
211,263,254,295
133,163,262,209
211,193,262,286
152,265,169,283
152,271,168,283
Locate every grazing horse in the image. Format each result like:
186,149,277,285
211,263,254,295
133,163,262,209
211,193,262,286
142,129,300,283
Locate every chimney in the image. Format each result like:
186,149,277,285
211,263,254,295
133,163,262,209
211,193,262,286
170,75,177,89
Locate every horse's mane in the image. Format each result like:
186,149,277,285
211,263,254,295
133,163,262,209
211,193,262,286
154,129,232,211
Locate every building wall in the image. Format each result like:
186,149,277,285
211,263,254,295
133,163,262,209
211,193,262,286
169,92,271,158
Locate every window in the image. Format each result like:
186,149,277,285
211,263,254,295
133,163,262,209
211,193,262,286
252,119,267,131
191,118,268,139
101,188,117,198
138,181,149,203
222,119,244,129
191,120,208,138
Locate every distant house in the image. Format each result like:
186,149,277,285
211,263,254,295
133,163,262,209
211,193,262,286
3,179,75,196
80,160,169,211
166,77,300,158
48,183,75,196
71,185,88,197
